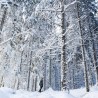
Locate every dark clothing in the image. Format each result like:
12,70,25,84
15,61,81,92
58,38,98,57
39,79,43,92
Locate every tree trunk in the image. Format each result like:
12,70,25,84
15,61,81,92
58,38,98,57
76,2,90,92
0,7,7,31
61,0,67,90
49,49,52,87
96,67,98,84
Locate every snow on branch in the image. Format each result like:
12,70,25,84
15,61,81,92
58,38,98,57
64,0,80,10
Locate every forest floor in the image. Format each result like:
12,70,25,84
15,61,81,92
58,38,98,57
0,86,98,98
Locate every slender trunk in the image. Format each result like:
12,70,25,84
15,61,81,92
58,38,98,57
31,79,34,91
76,2,90,92
49,49,52,87
0,76,3,87
61,0,67,90
17,78,19,90
27,67,31,90
0,8,7,31
96,67,98,84
0,7,7,31
20,51,23,72
88,15,98,85
35,76,37,91
27,51,32,90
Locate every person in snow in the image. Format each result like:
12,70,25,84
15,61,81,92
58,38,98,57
39,78,43,92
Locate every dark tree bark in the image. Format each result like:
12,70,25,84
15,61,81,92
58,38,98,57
0,7,7,31
76,2,90,92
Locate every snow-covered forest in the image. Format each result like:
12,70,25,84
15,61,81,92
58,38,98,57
0,0,98,98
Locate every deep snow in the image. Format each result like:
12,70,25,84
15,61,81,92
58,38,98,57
0,86,98,98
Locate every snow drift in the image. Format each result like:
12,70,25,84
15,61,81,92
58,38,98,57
0,86,98,98
0,87,76,98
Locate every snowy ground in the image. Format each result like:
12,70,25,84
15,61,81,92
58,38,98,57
0,86,98,98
